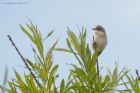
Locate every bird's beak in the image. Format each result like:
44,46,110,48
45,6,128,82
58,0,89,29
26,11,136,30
92,28,96,30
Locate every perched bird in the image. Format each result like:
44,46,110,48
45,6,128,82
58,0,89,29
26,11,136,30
92,25,107,75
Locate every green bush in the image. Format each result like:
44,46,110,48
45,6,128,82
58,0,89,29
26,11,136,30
0,21,140,93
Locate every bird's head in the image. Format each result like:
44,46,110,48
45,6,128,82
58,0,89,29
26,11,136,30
92,25,105,32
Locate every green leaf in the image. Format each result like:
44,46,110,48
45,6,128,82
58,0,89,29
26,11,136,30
45,38,58,72
48,76,54,90
47,64,58,89
67,30,81,55
66,38,72,49
50,65,58,78
75,67,88,81
46,38,59,56
25,58,40,71
126,74,140,93
26,23,34,33
54,48,79,55
40,69,47,81
14,71,28,92
102,75,110,89
8,82,17,93
54,86,58,93
19,24,35,44
43,30,54,42
60,79,65,93
24,74,37,93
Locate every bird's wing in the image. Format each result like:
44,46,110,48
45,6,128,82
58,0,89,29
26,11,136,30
92,36,102,56
92,36,96,50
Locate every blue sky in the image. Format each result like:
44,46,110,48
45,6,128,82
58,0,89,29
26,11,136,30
0,0,140,85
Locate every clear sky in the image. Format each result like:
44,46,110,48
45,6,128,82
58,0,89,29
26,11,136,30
0,0,140,85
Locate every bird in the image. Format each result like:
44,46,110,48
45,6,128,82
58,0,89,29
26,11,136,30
92,25,107,75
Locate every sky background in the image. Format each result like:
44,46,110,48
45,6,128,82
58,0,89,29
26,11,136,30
0,0,140,86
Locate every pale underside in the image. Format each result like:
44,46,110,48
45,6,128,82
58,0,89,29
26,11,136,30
93,30,107,54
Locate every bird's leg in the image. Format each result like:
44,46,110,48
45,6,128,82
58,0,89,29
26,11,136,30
96,51,102,76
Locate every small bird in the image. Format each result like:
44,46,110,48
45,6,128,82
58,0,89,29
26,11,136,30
92,25,107,75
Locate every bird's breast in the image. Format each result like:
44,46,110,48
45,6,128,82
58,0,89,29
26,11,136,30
93,34,107,51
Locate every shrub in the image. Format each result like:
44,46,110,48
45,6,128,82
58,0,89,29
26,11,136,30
0,21,140,93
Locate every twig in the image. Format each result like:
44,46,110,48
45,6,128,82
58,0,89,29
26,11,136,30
7,35,42,89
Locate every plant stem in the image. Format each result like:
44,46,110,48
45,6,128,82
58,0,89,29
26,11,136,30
7,35,42,89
